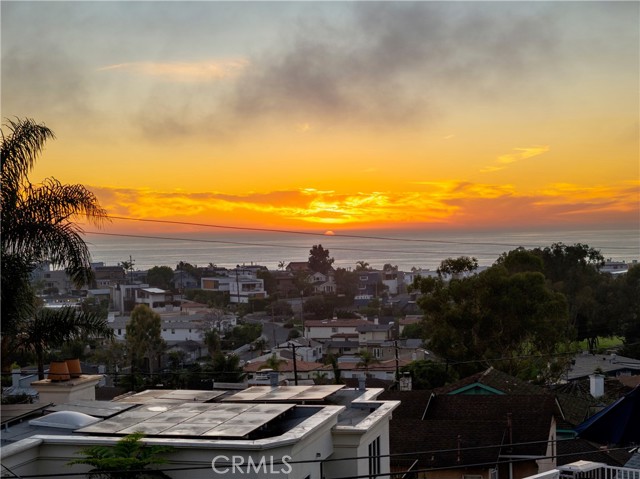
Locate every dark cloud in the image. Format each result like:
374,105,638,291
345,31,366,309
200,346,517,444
232,2,558,128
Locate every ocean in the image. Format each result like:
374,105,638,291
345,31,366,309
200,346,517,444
83,227,640,272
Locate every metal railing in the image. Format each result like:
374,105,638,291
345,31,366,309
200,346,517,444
525,462,640,479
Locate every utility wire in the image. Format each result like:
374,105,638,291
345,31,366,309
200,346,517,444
5,441,635,478
100,215,639,251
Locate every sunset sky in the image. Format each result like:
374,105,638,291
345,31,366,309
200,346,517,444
3,1,638,235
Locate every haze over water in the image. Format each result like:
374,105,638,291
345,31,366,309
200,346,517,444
84,227,640,272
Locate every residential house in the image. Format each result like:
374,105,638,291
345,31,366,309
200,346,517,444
1,385,399,479
273,270,298,297
380,368,561,479
304,318,372,341
356,270,383,299
135,287,179,313
91,263,126,288
171,269,199,290
565,351,640,381
201,267,266,304
309,270,337,294
243,352,325,384
382,266,405,295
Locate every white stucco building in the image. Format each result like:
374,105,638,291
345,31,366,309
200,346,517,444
1,385,399,479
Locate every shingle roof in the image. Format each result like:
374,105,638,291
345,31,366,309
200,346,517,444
381,392,558,469
435,367,546,395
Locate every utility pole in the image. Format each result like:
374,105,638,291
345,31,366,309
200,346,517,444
289,342,299,385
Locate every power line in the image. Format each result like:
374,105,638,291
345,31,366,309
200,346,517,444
101,215,639,251
5,439,635,478
83,230,489,257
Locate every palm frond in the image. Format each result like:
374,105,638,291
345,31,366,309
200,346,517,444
1,117,54,186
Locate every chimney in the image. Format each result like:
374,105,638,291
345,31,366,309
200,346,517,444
32,363,102,404
358,375,366,390
373,316,379,325
590,373,605,398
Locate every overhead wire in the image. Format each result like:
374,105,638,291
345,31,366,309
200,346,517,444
4,439,635,478
91,215,638,251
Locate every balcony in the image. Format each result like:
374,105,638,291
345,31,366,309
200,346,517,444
526,461,640,479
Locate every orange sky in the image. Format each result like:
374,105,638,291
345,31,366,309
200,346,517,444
3,1,638,235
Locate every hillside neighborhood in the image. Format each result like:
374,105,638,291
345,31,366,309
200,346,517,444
2,248,640,479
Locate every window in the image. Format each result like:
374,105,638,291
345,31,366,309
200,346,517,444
368,436,381,479
171,329,175,334
373,348,383,359
117,329,121,335
331,327,338,333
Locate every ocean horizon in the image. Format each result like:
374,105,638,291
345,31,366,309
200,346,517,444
82,226,640,272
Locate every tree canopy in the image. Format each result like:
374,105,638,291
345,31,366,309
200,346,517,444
308,244,334,274
126,305,166,376
415,262,569,379
146,266,174,290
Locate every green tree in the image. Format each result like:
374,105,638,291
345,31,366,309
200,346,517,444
302,296,334,319
257,269,277,296
16,307,113,379
415,264,569,379
68,432,174,479
261,353,287,371
308,244,334,274
210,352,245,382
325,354,342,384
146,266,174,290
355,261,371,271
269,299,294,317
222,323,262,350
356,349,380,377
202,329,221,358
126,305,166,377
334,267,359,299
400,360,452,389
615,265,640,358
1,118,107,371
436,256,478,279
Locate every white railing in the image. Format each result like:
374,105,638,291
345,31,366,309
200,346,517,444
525,462,640,479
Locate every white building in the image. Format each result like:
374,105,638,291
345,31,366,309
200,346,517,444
201,268,266,304
304,318,372,341
1,385,399,479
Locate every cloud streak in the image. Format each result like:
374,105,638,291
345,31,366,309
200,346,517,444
481,145,550,173
98,59,249,82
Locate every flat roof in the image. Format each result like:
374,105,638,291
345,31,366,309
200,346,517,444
224,385,345,402
76,402,295,439
1,403,51,426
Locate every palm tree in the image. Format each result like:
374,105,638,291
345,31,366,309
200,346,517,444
1,118,107,285
261,353,287,372
356,349,380,377
16,307,114,379
1,118,107,370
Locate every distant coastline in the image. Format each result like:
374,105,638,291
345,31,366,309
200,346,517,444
83,226,640,272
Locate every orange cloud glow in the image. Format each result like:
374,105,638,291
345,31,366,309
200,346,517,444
84,180,639,234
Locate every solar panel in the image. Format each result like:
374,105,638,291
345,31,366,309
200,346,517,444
224,385,345,402
46,400,137,419
75,402,295,439
114,389,226,404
